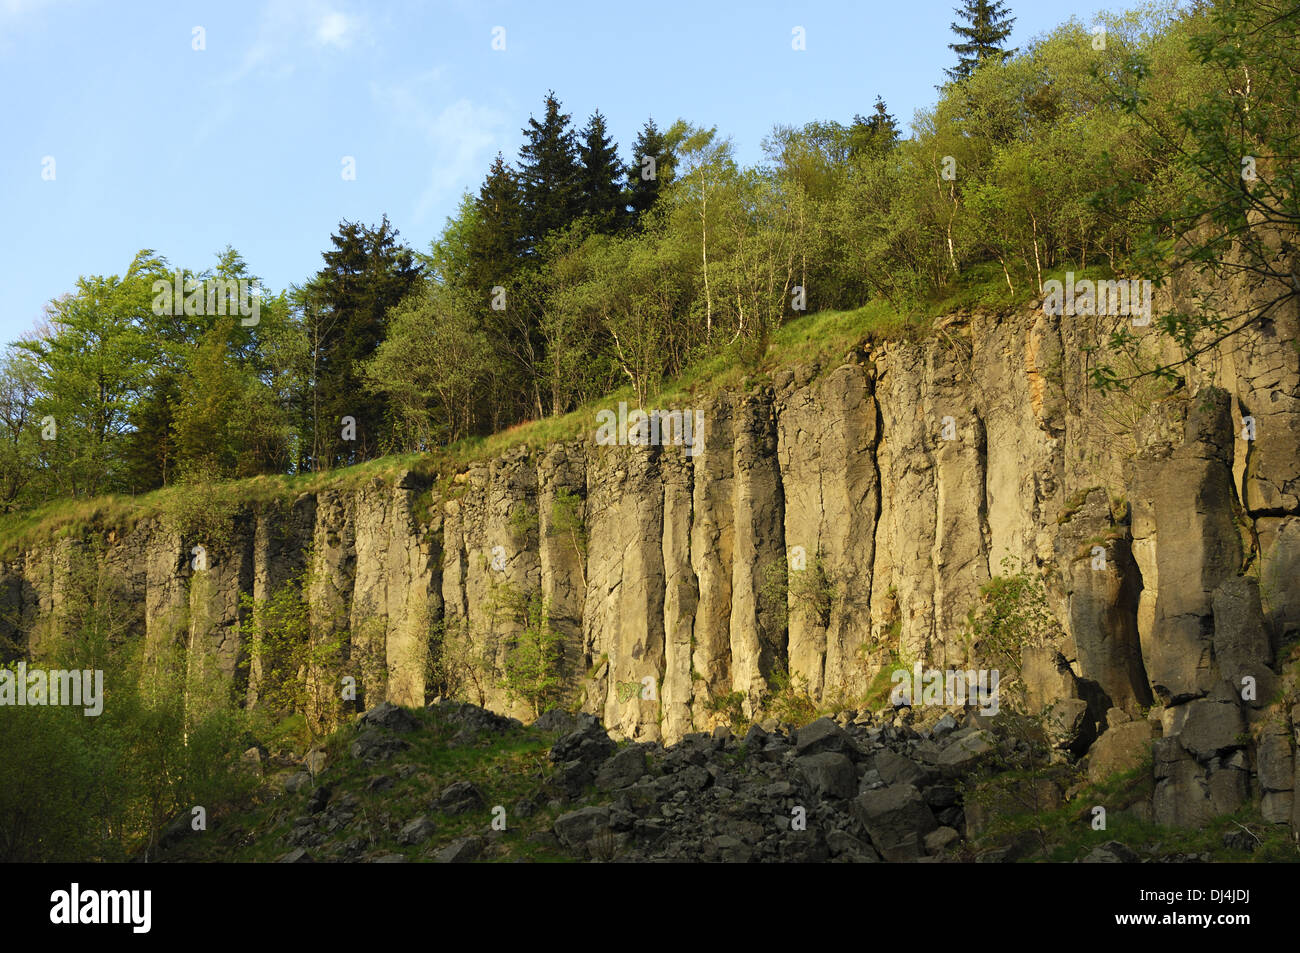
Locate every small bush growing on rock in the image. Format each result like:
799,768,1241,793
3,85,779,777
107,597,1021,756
705,690,749,733
760,552,838,633
159,461,240,552
762,667,817,725
501,593,566,719
238,564,347,745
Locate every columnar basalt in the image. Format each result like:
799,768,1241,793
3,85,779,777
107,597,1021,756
3,302,1297,832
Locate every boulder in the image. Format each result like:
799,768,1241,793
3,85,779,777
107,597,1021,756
1179,698,1246,761
397,816,436,846
360,701,420,733
1081,841,1139,863
923,826,960,853
852,783,937,862
795,717,848,756
554,806,613,855
935,730,994,776
795,752,856,800
350,729,410,762
1086,721,1155,784
433,836,484,863
437,781,486,815
1046,698,1093,754
595,746,647,791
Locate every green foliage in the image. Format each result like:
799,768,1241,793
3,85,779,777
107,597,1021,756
762,667,817,726
499,590,567,718
171,324,289,481
760,551,838,633
5,5,1253,510
1090,0,1297,392
963,559,1066,714
297,216,423,468
427,615,493,707
159,461,240,553
237,563,349,746
549,486,588,587
508,501,539,543
0,551,255,861
946,0,1018,82
705,690,749,733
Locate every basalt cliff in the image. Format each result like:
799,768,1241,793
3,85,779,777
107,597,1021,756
4,298,1298,837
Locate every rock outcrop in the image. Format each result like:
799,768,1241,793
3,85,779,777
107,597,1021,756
2,301,1297,836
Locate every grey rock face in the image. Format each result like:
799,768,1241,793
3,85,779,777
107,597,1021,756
553,806,613,855
1086,721,1155,784
795,717,849,757
5,301,1296,841
397,817,436,846
433,836,484,863
360,701,421,733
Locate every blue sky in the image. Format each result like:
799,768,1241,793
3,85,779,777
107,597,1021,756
1,0,1114,343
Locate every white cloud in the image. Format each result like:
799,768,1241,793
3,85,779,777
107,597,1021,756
371,74,510,226
314,10,358,49
224,0,366,84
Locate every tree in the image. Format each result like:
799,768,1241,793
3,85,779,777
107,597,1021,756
364,284,500,449
170,323,289,480
667,123,738,345
17,251,161,497
849,97,900,157
122,371,180,493
946,0,1017,82
502,592,566,718
467,156,526,294
626,118,677,227
1092,0,1299,391
577,109,625,231
298,217,421,468
0,348,42,509
518,92,583,248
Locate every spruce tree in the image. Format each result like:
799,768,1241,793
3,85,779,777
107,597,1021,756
301,216,421,468
946,0,1016,82
848,96,900,157
468,154,526,293
625,117,676,227
577,109,625,231
517,92,582,247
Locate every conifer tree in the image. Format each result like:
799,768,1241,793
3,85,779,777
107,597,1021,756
468,154,526,293
946,0,1016,82
299,216,421,468
626,117,676,227
517,92,582,248
848,96,900,157
577,109,625,231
